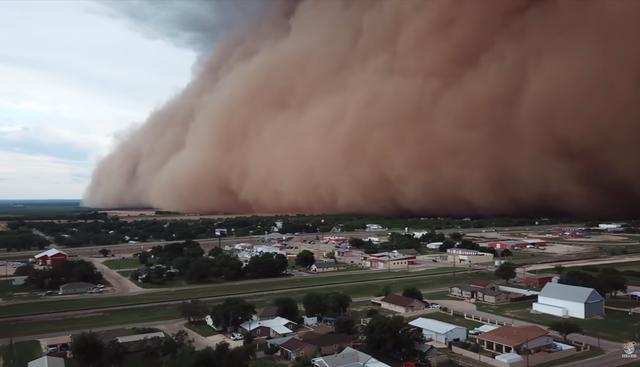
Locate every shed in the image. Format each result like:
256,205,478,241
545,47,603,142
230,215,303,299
58,282,96,295
409,317,467,343
28,356,65,367
533,283,604,319
34,249,68,266
375,294,426,313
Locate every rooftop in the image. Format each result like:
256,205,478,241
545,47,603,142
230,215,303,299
116,331,165,343
409,317,465,334
312,347,390,367
380,294,422,307
240,316,296,334
539,283,603,303
478,325,548,347
34,248,67,259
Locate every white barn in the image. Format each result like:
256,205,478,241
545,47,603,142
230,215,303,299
409,317,467,344
532,283,604,319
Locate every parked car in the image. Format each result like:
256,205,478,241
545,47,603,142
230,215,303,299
230,333,244,341
429,303,440,309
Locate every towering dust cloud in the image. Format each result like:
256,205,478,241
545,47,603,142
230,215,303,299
84,0,640,216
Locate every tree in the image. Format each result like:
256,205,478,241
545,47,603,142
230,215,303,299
293,356,313,367
295,250,315,268
302,292,328,316
348,238,367,248
72,332,104,367
334,316,355,334
245,253,287,278
553,265,565,274
598,268,628,297
208,247,223,257
185,258,216,283
449,232,463,241
179,300,209,323
494,262,517,282
500,249,513,257
139,251,150,265
103,340,127,366
326,292,352,315
402,287,423,301
210,298,255,330
560,270,596,288
274,297,300,321
99,248,111,257
364,315,423,358
549,321,583,341
438,239,455,252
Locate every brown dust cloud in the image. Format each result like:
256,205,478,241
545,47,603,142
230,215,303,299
84,0,640,217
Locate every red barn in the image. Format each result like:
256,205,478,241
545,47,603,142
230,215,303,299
522,274,554,289
34,248,68,266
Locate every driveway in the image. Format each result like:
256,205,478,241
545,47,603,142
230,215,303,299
86,257,144,294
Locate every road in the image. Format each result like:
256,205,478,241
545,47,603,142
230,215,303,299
85,257,143,294
523,255,640,272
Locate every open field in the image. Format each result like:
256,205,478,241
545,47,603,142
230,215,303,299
477,301,639,342
103,258,141,270
0,267,475,318
0,272,492,338
0,340,42,366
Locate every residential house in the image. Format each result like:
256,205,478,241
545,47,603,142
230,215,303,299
373,294,426,313
240,316,297,338
312,347,390,367
475,325,553,355
58,282,96,295
522,274,554,289
310,261,344,273
28,356,65,367
449,280,508,304
278,332,353,360
34,249,67,266
409,317,467,344
532,283,605,319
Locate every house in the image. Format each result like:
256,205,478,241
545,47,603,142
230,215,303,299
522,274,554,289
58,282,96,295
310,261,344,272
449,280,508,304
475,325,553,355
409,317,467,344
312,347,390,367
363,251,416,270
365,224,384,232
34,249,68,266
532,283,605,319
373,294,426,313
28,356,65,367
278,332,353,360
446,248,494,264
240,316,297,338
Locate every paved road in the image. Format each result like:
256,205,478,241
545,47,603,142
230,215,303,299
524,255,640,272
86,257,143,294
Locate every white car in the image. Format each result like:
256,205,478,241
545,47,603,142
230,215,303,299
429,303,441,309
230,333,244,341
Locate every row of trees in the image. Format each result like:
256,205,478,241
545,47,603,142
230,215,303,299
15,260,104,290
559,267,627,297
70,330,254,367
0,230,50,251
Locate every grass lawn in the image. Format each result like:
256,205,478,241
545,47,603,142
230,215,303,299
606,297,640,309
478,301,639,342
185,322,217,337
0,340,42,367
103,258,141,270
422,290,452,300
0,267,478,318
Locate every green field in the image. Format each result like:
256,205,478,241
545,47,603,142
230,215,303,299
478,301,639,342
0,340,42,367
185,322,217,337
103,258,141,270
0,271,493,337
0,267,469,318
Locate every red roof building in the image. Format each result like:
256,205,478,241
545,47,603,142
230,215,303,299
34,249,68,266
522,275,554,289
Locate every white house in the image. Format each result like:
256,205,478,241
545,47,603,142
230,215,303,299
409,317,467,344
240,316,297,337
312,347,390,367
532,283,604,319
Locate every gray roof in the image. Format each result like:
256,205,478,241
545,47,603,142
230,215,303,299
28,356,65,367
539,283,603,303
312,347,390,367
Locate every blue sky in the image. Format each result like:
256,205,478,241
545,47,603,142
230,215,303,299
0,0,196,199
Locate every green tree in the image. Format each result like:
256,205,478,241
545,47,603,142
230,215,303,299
99,248,111,257
302,292,328,316
334,316,355,334
178,300,209,323
402,287,423,301
245,253,287,278
295,250,315,268
598,268,628,297
327,292,352,315
72,332,104,367
500,249,513,257
494,262,517,282
211,298,255,330
185,258,216,283
274,297,300,321
103,339,127,366
348,237,367,248
139,251,150,265
364,316,423,358
549,321,583,341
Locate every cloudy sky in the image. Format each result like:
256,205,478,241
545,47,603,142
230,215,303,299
0,0,198,199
